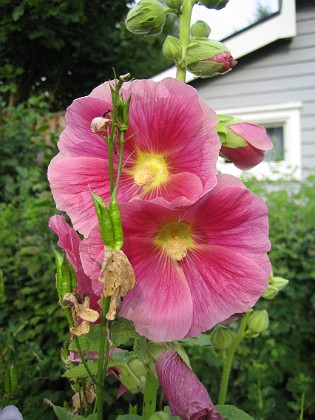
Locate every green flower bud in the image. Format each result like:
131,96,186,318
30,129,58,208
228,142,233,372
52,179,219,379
247,310,269,333
216,115,248,148
125,0,168,36
199,0,230,10
271,275,289,291
186,38,237,78
166,0,182,9
54,249,77,301
4,365,18,395
211,326,234,350
163,36,182,61
262,284,279,300
191,20,211,38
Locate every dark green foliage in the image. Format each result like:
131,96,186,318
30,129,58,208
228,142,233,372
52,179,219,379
0,0,171,110
188,177,315,419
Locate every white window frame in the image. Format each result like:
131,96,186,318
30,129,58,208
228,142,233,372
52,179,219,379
216,102,302,180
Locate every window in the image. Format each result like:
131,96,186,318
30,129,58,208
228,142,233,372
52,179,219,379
216,102,302,180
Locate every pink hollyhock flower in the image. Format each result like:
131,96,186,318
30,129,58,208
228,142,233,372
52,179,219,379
80,174,271,341
156,350,223,420
49,215,102,307
48,78,220,236
218,119,273,170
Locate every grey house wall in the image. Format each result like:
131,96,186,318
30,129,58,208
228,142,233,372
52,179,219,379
191,1,315,176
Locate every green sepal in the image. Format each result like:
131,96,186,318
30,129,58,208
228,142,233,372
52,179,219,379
110,191,124,250
90,190,115,249
180,333,211,347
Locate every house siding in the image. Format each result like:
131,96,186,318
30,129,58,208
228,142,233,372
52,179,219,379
191,1,315,177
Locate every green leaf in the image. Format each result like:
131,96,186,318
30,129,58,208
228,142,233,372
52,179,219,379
216,404,255,419
180,333,211,347
68,324,102,352
116,415,141,420
63,362,98,379
111,317,138,346
44,400,90,419
134,335,149,364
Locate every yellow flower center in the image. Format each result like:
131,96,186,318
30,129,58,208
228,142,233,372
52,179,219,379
155,222,194,261
131,151,169,191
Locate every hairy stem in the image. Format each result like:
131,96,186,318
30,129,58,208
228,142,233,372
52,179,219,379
176,0,195,81
142,371,159,420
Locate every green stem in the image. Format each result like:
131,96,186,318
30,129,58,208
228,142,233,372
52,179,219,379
218,312,250,405
299,391,305,420
142,371,159,420
107,139,115,195
115,131,125,191
96,296,111,420
176,0,194,82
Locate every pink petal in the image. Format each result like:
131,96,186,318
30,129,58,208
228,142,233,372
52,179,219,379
156,350,223,420
221,143,265,170
229,122,273,151
120,238,193,342
48,156,111,236
182,246,268,337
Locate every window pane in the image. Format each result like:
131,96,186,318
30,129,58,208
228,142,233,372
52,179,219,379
264,126,284,162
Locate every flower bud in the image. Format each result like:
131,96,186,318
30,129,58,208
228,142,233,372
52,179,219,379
262,284,279,300
163,36,182,61
263,272,289,300
191,20,211,38
247,310,269,333
0,405,23,420
211,326,234,350
186,38,237,77
166,0,182,9
199,0,230,10
217,115,273,170
125,0,168,36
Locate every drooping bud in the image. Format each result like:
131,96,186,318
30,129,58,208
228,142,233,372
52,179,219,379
247,310,269,334
125,0,168,36
186,38,237,77
190,20,211,38
166,0,182,9
217,114,273,170
211,326,234,350
163,36,182,61
199,0,230,10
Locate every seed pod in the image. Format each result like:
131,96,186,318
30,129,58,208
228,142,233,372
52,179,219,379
54,249,73,300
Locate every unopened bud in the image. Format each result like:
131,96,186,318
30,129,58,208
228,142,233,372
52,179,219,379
91,117,111,135
216,115,247,148
199,0,230,10
163,36,182,61
166,0,182,9
191,20,211,38
247,310,269,333
263,272,289,300
186,38,237,77
262,284,279,300
125,0,168,36
211,326,234,350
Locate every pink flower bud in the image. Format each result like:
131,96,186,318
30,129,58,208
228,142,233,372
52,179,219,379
207,52,237,73
156,350,223,419
217,116,273,170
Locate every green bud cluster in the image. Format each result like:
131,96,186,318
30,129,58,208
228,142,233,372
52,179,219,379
263,272,289,300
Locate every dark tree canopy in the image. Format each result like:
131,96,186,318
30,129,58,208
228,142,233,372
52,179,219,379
0,0,171,109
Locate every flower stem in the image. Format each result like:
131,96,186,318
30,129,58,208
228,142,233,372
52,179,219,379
96,295,111,420
142,371,159,419
218,312,250,405
176,0,195,82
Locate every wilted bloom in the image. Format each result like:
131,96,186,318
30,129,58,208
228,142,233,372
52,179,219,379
156,350,223,419
125,0,168,36
81,175,271,341
0,406,23,420
186,38,237,77
48,78,220,236
217,115,273,170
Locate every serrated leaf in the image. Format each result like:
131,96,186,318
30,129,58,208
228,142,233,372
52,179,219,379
63,362,98,379
69,324,102,352
216,404,254,419
111,317,138,346
180,333,211,347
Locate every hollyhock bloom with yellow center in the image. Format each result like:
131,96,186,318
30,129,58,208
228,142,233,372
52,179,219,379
48,78,220,237
80,175,271,342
